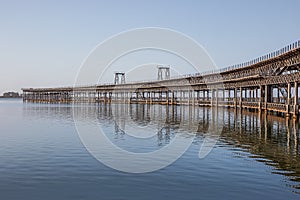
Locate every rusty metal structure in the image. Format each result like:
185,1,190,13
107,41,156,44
157,65,170,80
22,41,300,118
114,72,126,84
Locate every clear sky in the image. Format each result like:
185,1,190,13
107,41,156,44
0,0,299,94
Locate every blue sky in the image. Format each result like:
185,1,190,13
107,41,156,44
0,0,299,94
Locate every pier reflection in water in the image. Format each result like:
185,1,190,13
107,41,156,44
220,109,300,188
20,102,300,198
75,104,300,189
73,103,223,156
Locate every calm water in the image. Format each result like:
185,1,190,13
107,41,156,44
0,99,299,200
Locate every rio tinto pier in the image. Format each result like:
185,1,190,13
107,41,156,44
22,41,300,118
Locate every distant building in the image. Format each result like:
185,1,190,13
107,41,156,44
1,92,21,98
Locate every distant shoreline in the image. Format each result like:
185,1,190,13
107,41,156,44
0,96,22,99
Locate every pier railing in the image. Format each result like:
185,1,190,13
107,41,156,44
22,40,300,91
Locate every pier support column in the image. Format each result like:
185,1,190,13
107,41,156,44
109,92,112,103
171,91,175,105
192,90,195,106
196,91,199,105
287,83,291,104
165,91,168,104
150,92,153,104
286,83,291,116
188,90,191,105
197,90,200,103
255,88,258,103
264,85,269,111
216,88,219,107
239,87,242,109
276,87,279,103
234,88,237,108
228,89,230,107
293,82,298,118
211,89,214,107
259,85,263,111
208,90,210,102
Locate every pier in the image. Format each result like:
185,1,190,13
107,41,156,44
22,41,300,118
